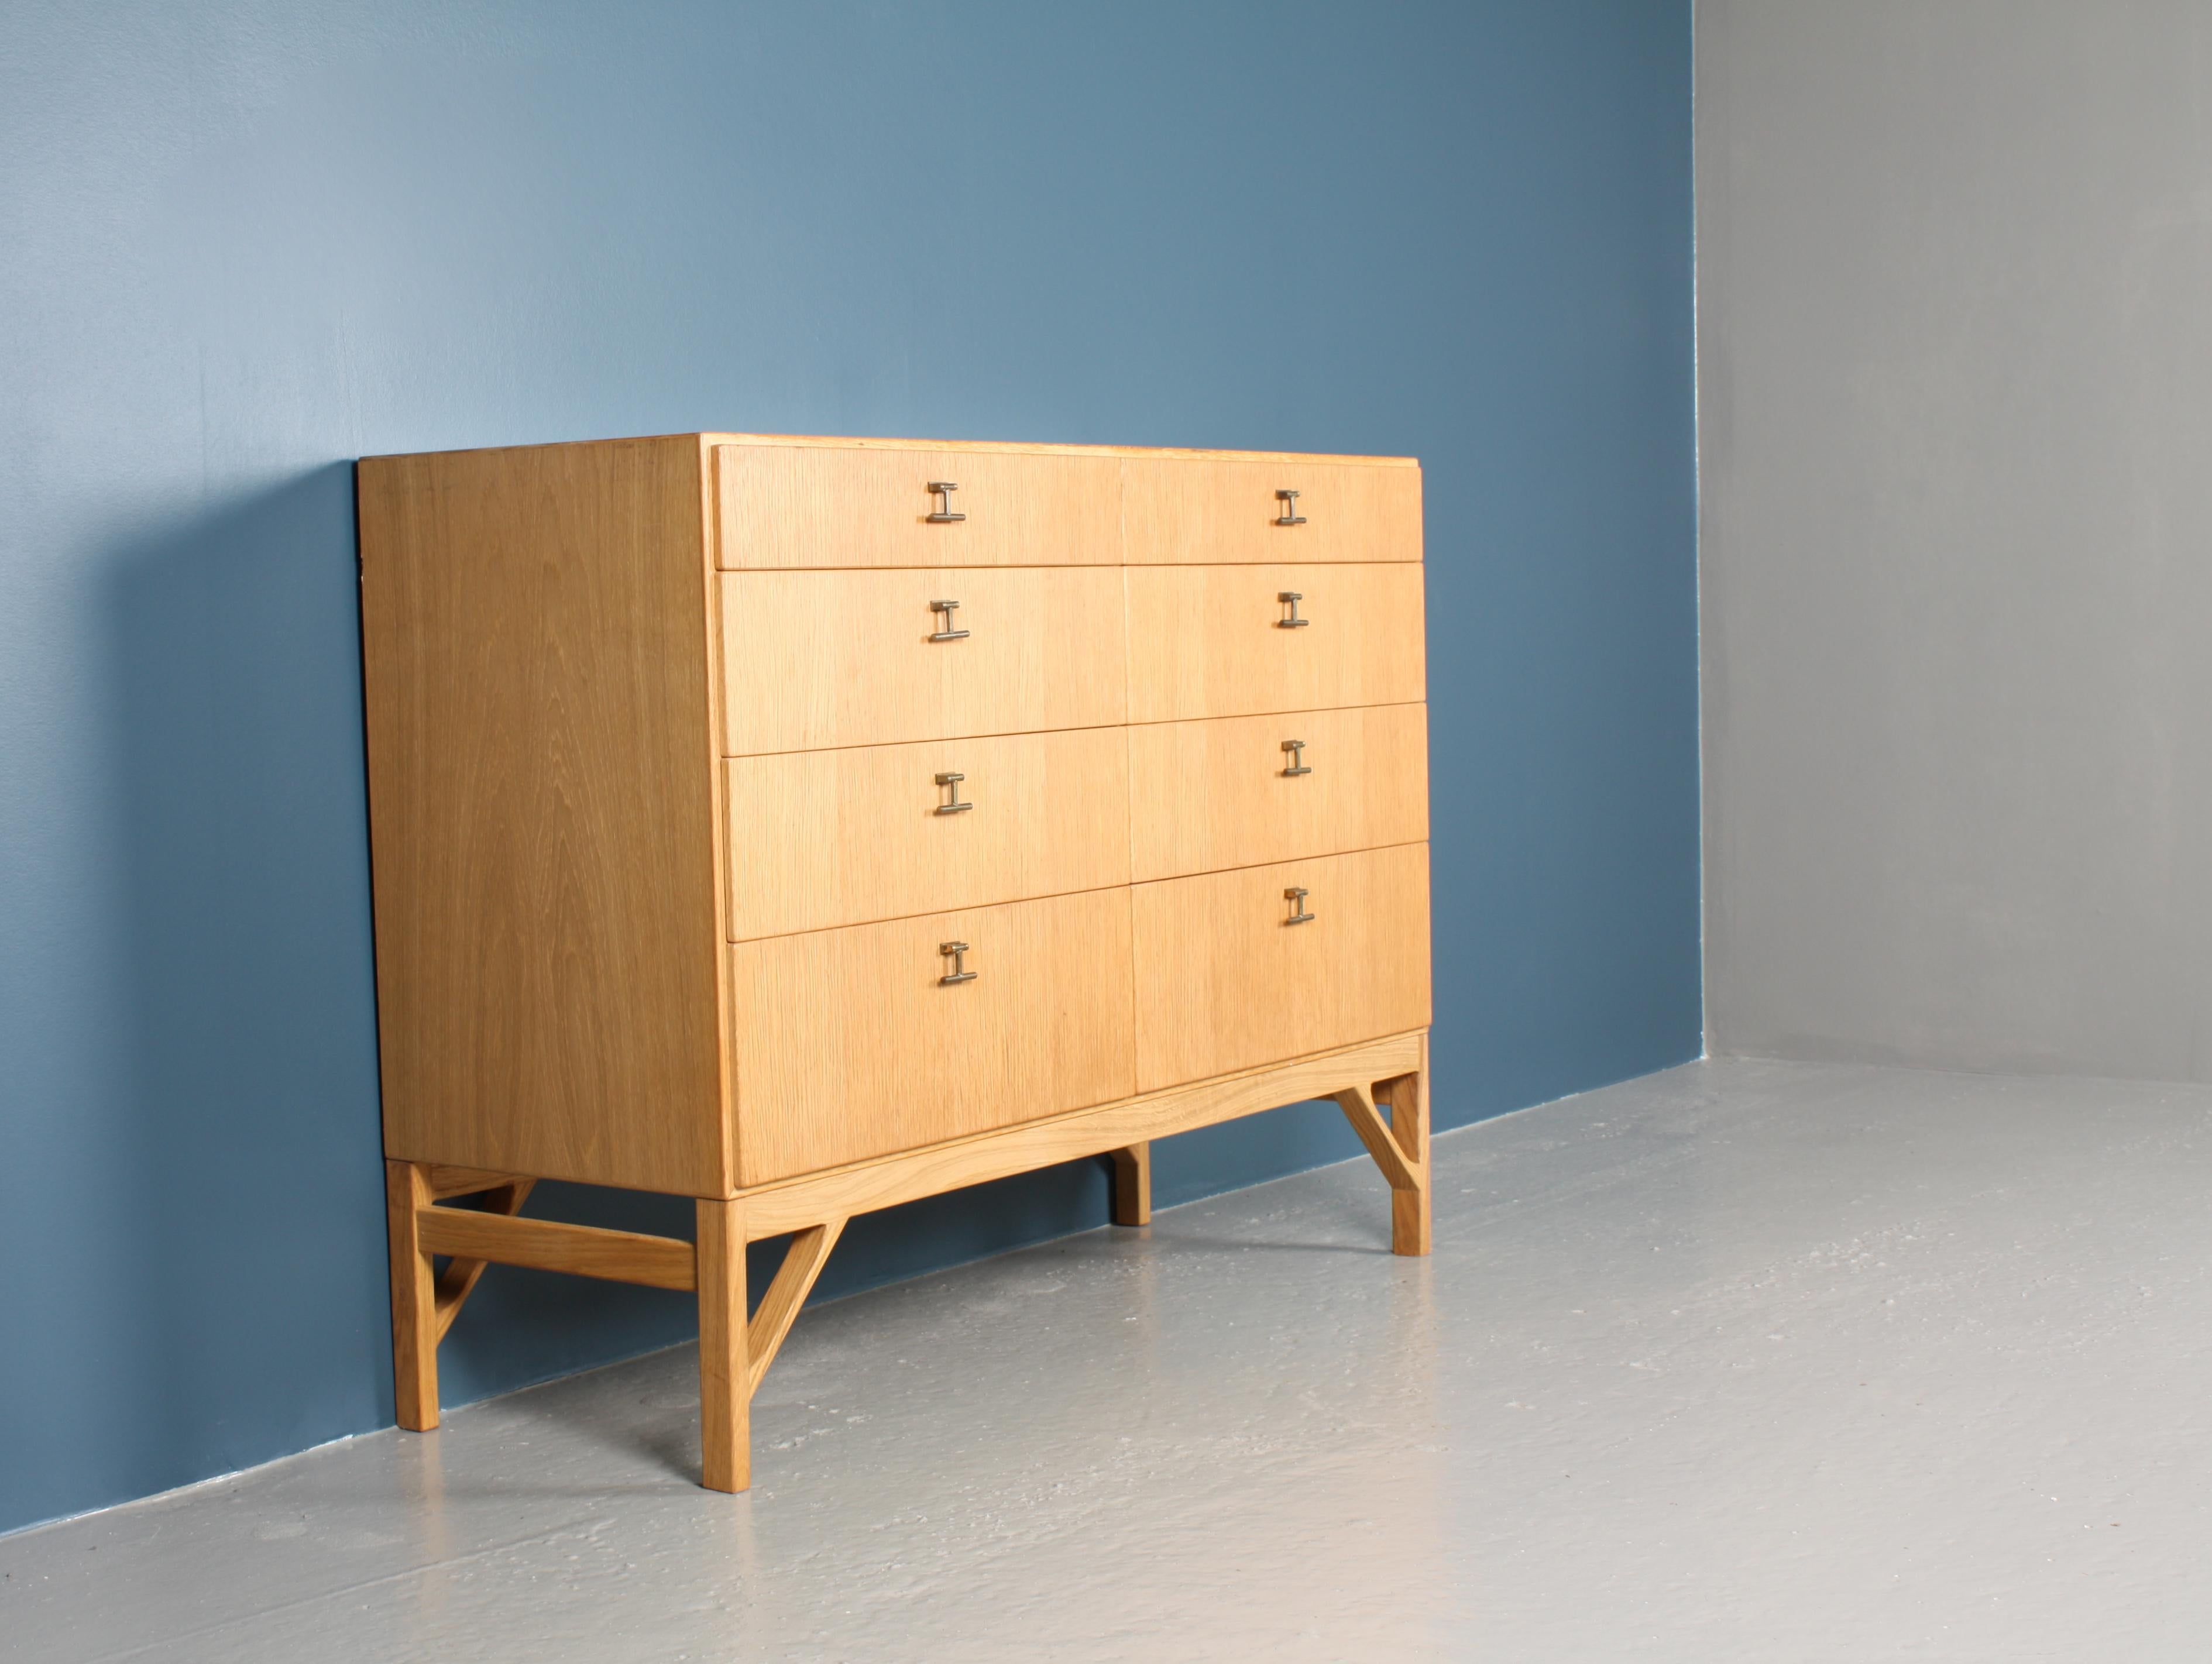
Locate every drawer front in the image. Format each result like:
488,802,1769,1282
1127,703,1428,882
724,728,1131,940
1121,458,1423,565
720,568,1128,754
715,444,1120,569
1130,844,1430,1092
730,889,1136,1183
1124,563,1426,724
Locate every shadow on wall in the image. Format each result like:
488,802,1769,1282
99,465,390,1485
91,462,1380,1493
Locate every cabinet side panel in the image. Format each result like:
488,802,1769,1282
359,437,726,1195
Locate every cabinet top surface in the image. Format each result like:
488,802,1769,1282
360,432,1421,469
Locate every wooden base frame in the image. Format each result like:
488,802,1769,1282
386,1029,1430,1491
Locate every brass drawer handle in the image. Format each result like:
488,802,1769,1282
939,940,977,984
1276,591,1309,629
935,771,973,814
1283,887,1315,926
1280,739,1310,777
926,481,966,523
929,599,969,641
1275,488,1307,527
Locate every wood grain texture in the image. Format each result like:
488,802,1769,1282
386,1160,438,1431
696,1198,748,1492
415,1208,698,1291
1123,563,1427,724
715,443,1119,569
1331,1085,1418,1191
723,727,1131,940
1121,457,1423,564
427,1164,527,1200
695,439,741,1197
1380,1034,1431,1256
1130,844,1431,1091
738,1032,1424,1238
746,1218,845,1395
359,436,727,1196
729,888,1136,1184
1126,703,1428,881
720,567,1128,755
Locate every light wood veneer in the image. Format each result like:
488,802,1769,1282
728,886,1137,1182
1124,562,1428,723
359,436,728,1197
715,443,1120,569
1121,455,1424,565
724,727,1131,940
1127,703,1429,881
720,566,1128,754
1131,843,1433,1090
360,431,1431,1497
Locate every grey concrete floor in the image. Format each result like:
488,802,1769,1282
8,1056,2212,1661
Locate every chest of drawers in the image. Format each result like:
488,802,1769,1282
359,432,1431,1492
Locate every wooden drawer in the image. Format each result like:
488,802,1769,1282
1122,457,1422,565
714,443,1120,569
720,568,1128,754
1127,703,1428,882
730,889,1136,1183
723,728,1131,940
1130,844,1430,1091
1124,563,1426,723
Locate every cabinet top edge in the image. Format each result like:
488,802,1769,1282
359,432,1421,469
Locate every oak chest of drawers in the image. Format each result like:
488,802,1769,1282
358,432,1432,1492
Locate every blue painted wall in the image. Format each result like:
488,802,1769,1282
0,1,1696,1535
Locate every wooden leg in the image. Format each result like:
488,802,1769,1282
696,1198,750,1494
1377,1036,1431,1258
1108,1143,1152,1226
748,1219,845,1395
385,1160,439,1431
